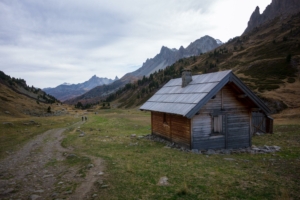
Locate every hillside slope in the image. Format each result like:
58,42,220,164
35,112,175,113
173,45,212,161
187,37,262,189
0,71,62,117
104,10,300,112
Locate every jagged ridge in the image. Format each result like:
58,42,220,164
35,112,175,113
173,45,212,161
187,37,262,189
64,35,222,105
243,0,300,34
43,75,118,101
129,35,222,78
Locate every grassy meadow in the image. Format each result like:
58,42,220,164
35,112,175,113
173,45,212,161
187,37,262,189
60,109,300,200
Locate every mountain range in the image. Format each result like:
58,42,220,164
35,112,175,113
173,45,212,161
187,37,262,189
64,35,222,105
2,0,300,114
128,35,222,78
97,0,300,112
43,75,118,101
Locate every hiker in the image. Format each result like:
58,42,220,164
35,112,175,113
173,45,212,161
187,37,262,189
82,116,84,121
85,116,87,121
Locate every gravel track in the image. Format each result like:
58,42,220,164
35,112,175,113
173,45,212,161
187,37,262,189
0,121,104,200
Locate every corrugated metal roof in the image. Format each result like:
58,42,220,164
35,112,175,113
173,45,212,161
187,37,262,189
140,70,271,118
140,70,232,117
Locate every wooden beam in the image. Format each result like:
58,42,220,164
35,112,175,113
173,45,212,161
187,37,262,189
221,89,224,110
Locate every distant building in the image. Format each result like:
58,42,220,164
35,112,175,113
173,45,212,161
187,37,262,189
140,70,273,150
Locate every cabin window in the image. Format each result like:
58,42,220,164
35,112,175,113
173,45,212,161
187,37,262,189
213,115,222,133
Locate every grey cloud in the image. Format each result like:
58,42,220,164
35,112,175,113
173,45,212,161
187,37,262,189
0,0,270,88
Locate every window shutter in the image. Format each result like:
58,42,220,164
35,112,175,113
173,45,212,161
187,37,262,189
213,115,223,133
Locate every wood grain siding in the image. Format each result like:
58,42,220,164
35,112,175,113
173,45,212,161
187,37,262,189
152,112,171,139
192,84,251,149
201,91,222,111
192,114,226,149
151,112,191,148
193,136,225,150
170,115,191,148
223,84,250,148
222,85,247,109
227,111,250,148
192,114,211,138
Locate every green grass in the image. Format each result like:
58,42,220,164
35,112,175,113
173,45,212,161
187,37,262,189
61,109,300,199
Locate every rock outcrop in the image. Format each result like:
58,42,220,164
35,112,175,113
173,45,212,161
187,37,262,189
243,0,300,34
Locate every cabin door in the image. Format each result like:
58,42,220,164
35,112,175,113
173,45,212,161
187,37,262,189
227,112,250,149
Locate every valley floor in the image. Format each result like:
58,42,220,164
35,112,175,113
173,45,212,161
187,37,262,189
0,108,299,199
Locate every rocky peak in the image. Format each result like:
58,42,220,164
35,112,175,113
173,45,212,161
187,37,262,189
185,35,219,55
245,6,262,33
43,75,117,101
160,46,175,59
89,75,98,81
215,39,223,45
160,46,172,54
243,0,300,34
251,6,260,21
128,35,221,78
178,46,184,52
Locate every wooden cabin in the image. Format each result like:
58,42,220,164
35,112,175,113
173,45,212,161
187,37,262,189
140,70,273,150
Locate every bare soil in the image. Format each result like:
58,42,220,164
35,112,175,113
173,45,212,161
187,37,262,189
0,121,104,200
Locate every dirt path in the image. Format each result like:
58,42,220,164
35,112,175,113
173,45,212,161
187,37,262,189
0,121,104,200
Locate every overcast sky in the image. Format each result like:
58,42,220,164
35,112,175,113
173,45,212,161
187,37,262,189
0,0,271,88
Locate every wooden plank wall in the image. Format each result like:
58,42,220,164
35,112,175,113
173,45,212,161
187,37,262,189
192,114,211,138
227,112,250,149
152,112,171,139
192,114,226,149
223,85,250,149
192,84,250,149
151,111,191,148
170,114,191,147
